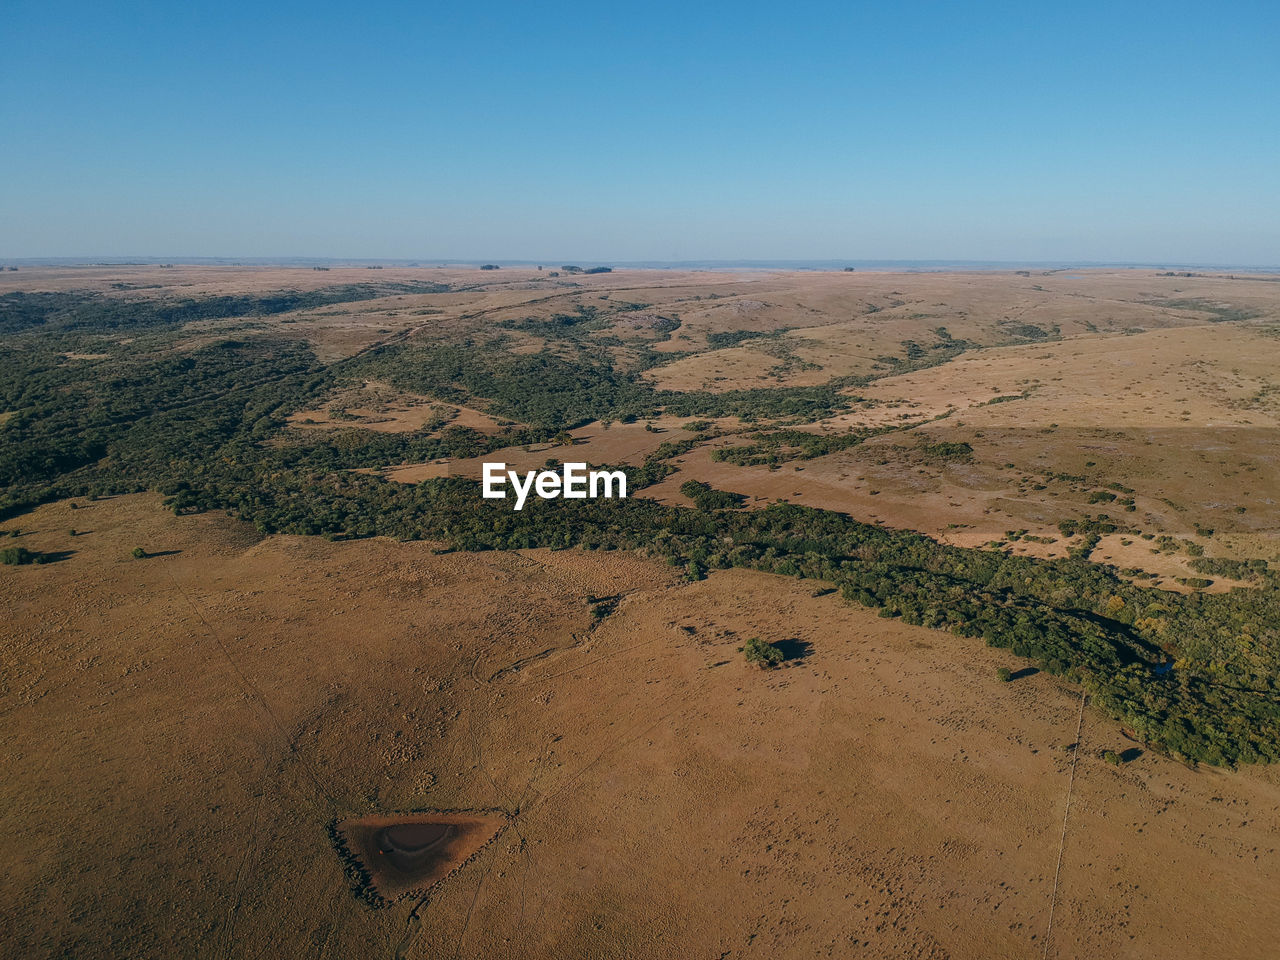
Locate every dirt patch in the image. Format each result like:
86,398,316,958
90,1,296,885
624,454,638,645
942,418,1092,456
1090,533,1250,593
335,812,506,900
610,311,679,333
381,415,714,484
290,382,510,435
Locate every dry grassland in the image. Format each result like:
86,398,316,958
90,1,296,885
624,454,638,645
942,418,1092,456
4,495,1280,959
6,265,1280,957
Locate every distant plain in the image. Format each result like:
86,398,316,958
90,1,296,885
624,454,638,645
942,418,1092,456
3,264,1280,958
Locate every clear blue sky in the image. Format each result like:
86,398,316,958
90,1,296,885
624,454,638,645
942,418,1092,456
3,1,1278,263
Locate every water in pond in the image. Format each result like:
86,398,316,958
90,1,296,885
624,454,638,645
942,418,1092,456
376,821,456,871
336,812,506,899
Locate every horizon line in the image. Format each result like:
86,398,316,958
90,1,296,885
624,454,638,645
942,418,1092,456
5,256,1280,273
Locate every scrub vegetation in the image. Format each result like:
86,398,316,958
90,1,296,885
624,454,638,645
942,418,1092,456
3,269,1280,767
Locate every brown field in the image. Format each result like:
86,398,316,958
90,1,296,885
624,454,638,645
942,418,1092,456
4,495,1280,959
379,415,711,484
289,382,508,436
21,263,1273,558
5,265,1280,957
626,321,1280,586
107,262,1268,582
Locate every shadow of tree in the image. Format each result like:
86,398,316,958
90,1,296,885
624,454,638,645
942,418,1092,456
773,638,813,662
14,550,78,565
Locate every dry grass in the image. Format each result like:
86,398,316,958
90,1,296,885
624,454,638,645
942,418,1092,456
5,267,1280,956
289,382,509,435
4,495,1280,958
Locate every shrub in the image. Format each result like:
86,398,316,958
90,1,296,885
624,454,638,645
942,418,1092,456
680,480,746,510
1175,576,1213,589
743,636,784,668
920,440,974,462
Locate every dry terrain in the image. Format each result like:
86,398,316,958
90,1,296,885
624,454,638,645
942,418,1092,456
4,265,1280,957
3,496,1280,959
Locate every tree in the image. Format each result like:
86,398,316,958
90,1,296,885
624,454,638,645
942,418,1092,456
132,546,146,559
743,636,784,668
